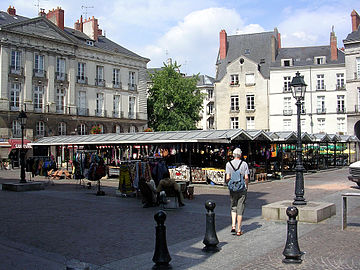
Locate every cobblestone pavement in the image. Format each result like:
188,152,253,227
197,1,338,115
0,167,359,269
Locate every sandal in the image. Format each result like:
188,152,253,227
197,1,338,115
236,231,243,236
231,227,236,233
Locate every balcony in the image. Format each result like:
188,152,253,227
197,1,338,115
77,76,88,84
246,107,256,113
113,81,122,89
128,112,136,119
316,85,326,91
316,108,326,114
55,72,68,82
283,109,293,116
128,83,137,91
112,111,124,118
336,84,346,90
229,82,239,86
10,105,20,111
337,108,346,114
95,109,107,117
33,69,46,78
34,106,43,113
9,66,24,76
95,78,105,87
56,106,65,114
77,107,89,116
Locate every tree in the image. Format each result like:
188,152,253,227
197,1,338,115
147,62,204,131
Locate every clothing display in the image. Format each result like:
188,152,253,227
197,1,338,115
26,156,56,177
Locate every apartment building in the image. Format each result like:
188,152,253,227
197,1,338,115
0,6,149,145
269,29,346,134
344,9,360,136
196,75,215,130
214,28,280,130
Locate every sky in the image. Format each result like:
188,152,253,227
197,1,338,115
0,0,358,77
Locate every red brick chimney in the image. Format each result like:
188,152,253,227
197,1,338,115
83,16,100,41
219,29,227,60
7,6,16,16
330,27,338,61
46,7,64,30
351,10,360,32
74,15,83,32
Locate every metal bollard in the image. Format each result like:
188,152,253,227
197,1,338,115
282,206,303,264
202,200,220,252
152,210,172,268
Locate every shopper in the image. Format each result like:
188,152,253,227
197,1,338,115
225,148,249,236
156,171,185,207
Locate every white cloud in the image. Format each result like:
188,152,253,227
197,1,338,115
142,7,265,76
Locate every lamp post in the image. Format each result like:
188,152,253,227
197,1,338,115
18,110,27,183
290,71,307,205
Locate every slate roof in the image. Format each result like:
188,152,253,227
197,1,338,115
0,11,148,61
271,46,345,67
197,75,215,86
344,28,360,43
215,30,277,81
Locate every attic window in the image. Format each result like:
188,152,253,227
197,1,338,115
314,56,326,65
260,59,265,64
86,40,94,46
281,59,293,67
244,49,250,55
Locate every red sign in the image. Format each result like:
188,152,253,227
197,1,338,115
8,139,32,149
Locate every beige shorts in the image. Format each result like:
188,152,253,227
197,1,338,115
230,190,247,215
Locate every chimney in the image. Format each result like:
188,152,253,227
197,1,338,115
7,6,16,16
74,15,83,32
330,26,338,61
83,16,100,41
278,32,281,49
219,29,227,60
46,7,64,30
38,8,46,17
351,10,360,32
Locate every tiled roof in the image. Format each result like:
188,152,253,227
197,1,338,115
215,30,277,81
344,28,360,43
0,11,28,26
271,46,345,67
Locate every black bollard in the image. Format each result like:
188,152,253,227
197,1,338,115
153,210,172,269
283,206,303,264
203,200,220,252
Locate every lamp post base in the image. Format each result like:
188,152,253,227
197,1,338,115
293,198,306,205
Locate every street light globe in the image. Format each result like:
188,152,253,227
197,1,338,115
290,71,307,100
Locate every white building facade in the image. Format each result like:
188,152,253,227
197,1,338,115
269,30,347,135
196,75,215,130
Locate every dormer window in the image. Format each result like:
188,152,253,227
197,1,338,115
281,59,293,67
86,40,94,46
244,49,250,55
315,56,326,65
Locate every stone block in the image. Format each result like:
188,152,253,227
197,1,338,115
2,182,44,192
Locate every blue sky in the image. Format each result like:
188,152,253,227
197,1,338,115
1,0,358,76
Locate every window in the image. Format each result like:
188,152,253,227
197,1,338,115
246,94,255,110
96,66,104,86
129,126,136,133
58,122,66,135
337,95,345,113
317,118,325,133
207,89,213,99
10,82,20,110
77,91,87,116
300,102,306,114
317,96,325,113
56,58,66,80
129,71,136,90
230,74,239,85
208,103,214,114
230,117,239,129
208,117,214,129
12,120,21,137
283,97,292,115
11,50,21,72
77,124,86,135
244,49,250,55
96,93,104,116
230,95,239,111
34,53,44,76
337,118,345,133
33,85,43,112
301,118,305,128
129,96,136,119
281,59,292,67
283,76,291,92
316,74,325,90
114,125,121,134
260,59,265,64
36,121,45,137
246,116,255,130
283,119,291,131
315,56,326,65
56,88,66,113
357,88,360,112
98,124,104,134
113,95,121,117
86,40,94,46
357,58,360,79
77,62,86,82
113,68,120,88
245,73,255,85
337,73,345,89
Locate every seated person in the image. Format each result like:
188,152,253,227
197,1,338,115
156,171,185,207
138,177,157,208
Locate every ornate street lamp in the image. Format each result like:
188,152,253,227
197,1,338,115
18,110,27,183
290,71,307,205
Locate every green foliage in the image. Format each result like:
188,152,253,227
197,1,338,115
147,62,204,131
